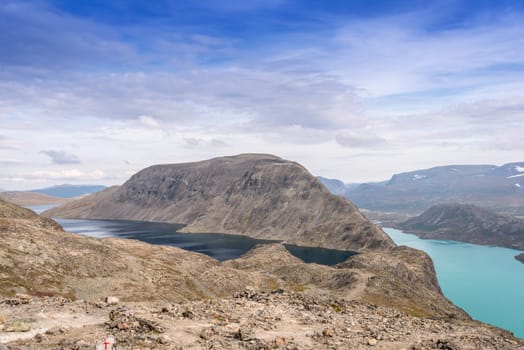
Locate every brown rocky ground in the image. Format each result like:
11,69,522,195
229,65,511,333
1,290,522,350
2,199,523,348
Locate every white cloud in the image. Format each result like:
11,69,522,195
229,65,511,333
41,149,81,164
30,169,105,180
1,3,523,189
138,115,160,128
336,131,387,149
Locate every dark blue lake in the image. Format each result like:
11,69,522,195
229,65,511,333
49,216,355,266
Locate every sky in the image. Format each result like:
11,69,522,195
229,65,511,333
1,0,524,190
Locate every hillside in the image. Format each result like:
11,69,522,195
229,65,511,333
0,198,268,302
0,191,69,206
345,162,524,216
45,154,394,251
397,203,524,250
1,198,523,349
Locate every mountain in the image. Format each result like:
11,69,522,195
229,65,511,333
346,162,524,216
397,203,524,250
45,154,394,251
316,176,347,195
2,198,523,349
0,191,69,206
30,184,107,198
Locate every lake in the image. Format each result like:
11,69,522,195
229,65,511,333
52,217,356,266
385,227,524,339
29,205,523,338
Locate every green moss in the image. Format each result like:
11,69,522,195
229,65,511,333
330,303,344,313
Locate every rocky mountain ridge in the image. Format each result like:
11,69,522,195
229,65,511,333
397,203,524,250
45,154,394,251
336,162,524,216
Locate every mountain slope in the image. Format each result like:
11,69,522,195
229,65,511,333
0,191,69,206
4,201,524,348
346,162,524,215
397,203,524,250
316,176,347,195
0,197,272,301
45,154,394,251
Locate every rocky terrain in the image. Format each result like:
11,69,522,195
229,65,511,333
2,290,523,350
2,199,524,348
0,198,272,301
516,253,524,264
45,154,394,251
340,162,524,216
397,203,524,250
0,192,69,206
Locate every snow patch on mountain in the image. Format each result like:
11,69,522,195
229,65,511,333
412,174,427,181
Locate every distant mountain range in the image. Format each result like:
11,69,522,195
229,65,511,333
397,203,524,251
0,191,69,206
29,184,107,198
318,162,524,216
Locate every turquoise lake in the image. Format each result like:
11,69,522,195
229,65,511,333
385,227,524,339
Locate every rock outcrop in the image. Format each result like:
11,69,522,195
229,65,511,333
515,253,524,264
228,244,466,319
44,154,394,251
397,203,524,250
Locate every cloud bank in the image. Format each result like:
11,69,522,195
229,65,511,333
1,1,523,189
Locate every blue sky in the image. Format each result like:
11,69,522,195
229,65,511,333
1,0,524,190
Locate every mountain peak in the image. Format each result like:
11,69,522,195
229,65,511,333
45,155,394,251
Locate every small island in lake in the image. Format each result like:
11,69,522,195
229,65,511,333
516,253,524,264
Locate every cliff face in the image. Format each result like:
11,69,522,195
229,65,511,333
44,154,394,251
397,203,524,250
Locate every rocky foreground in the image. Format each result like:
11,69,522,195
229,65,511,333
1,290,522,350
2,198,524,348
